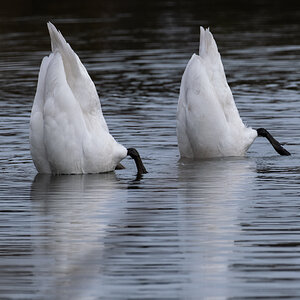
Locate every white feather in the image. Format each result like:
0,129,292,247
177,27,257,158
30,22,127,174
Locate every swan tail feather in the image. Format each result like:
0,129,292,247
199,26,219,59
47,22,83,77
47,22,71,54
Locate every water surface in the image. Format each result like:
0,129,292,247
0,1,300,299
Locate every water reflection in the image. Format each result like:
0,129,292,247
176,158,256,298
29,173,127,299
230,157,300,298
178,157,255,199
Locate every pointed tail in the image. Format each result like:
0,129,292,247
199,26,219,59
46,22,85,81
47,22,70,53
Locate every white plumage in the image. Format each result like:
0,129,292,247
30,23,131,174
177,27,290,158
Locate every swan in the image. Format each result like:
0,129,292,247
177,27,290,159
30,22,147,175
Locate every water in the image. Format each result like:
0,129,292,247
0,1,300,299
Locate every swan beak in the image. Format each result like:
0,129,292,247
127,148,148,175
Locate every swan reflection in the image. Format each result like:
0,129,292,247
177,157,255,298
177,157,255,199
30,173,126,299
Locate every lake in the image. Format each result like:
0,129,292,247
0,1,300,299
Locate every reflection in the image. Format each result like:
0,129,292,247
177,157,255,298
127,173,145,188
228,156,300,295
177,157,255,200
29,173,127,299
31,172,120,201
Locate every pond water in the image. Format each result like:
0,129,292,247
0,1,300,299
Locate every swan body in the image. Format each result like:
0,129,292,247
30,23,145,174
177,27,258,159
177,27,291,158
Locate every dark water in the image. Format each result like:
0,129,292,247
0,1,300,299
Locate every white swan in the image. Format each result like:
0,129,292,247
30,22,147,175
177,27,290,159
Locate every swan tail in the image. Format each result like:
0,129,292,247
48,22,71,55
199,26,220,59
47,22,87,80
30,55,54,173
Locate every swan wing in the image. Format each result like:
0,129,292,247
47,22,108,132
30,56,52,173
30,52,85,173
32,50,126,174
177,53,231,157
43,52,87,173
